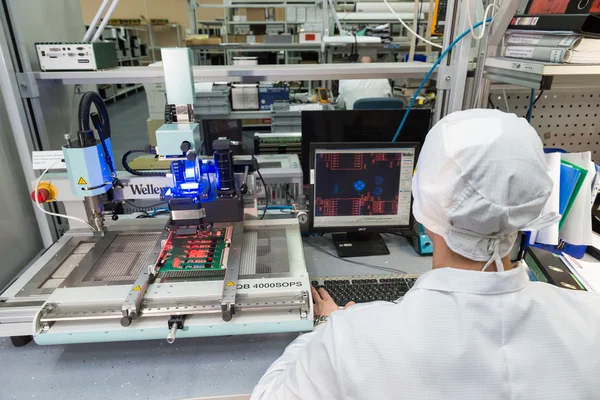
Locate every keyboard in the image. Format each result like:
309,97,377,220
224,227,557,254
311,275,420,305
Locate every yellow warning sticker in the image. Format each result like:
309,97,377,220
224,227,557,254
132,286,141,291
225,281,235,287
77,177,88,185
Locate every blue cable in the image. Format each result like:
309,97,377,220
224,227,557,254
526,88,535,122
392,18,492,142
149,207,169,217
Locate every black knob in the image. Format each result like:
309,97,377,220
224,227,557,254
112,214,119,221
180,141,191,152
222,311,233,322
120,316,132,327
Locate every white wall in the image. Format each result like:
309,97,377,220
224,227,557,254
0,0,91,288
0,87,43,289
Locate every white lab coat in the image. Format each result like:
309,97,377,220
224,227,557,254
251,266,600,399
337,79,392,110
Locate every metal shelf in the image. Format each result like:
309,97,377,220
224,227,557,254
197,111,272,119
189,43,321,52
35,62,434,84
228,21,303,25
484,57,600,90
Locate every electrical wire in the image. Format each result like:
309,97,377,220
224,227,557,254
122,199,167,210
250,154,268,220
527,90,544,123
392,18,490,142
256,167,268,220
34,160,95,230
467,0,500,40
303,239,408,275
527,88,535,122
381,0,443,49
488,94,497,110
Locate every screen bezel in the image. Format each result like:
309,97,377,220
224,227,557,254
309,142,420,234
300,109,432,185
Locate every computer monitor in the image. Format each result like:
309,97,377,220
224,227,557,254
301,109,431,184
309,142,419,258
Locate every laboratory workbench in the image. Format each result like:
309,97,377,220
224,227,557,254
0,234,431,400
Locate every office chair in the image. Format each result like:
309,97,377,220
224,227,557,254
353,97,405,110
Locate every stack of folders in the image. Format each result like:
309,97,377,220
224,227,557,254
503,31,600,64
533,151,600,251
562,249,600,293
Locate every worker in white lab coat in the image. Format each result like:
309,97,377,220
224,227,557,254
251,109,600,400
336,56,392,109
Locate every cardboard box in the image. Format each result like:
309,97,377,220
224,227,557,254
247,8,266,22
185,36,222,46
147,118,165,147
228,34,247,43
275,8,285,21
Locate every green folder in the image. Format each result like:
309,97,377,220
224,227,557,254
559,160,588,230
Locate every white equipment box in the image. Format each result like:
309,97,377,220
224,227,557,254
35,42,118,71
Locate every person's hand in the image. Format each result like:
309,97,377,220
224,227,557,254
311,286,356,317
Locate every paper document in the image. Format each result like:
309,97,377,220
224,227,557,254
536,153,561,245
560,152,594,246
561,254,600,293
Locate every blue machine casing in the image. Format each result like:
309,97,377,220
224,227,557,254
62,138,115,197
156,123,201,156
413,223,433,255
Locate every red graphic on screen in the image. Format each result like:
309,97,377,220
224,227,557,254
527,0,570,14
314,152,402,217
591,0,600,12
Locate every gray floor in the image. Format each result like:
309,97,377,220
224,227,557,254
106,89,151,168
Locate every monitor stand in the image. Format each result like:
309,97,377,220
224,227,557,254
332,232,390,258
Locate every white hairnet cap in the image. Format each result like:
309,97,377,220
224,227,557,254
412,109,559,271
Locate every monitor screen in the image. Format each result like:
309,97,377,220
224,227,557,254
301,109,431,184
310,144,416,231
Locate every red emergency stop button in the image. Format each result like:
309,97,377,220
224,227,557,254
31,188,50,203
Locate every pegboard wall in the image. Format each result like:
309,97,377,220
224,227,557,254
489,89,600,164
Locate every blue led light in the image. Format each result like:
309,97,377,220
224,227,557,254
163,158,217,203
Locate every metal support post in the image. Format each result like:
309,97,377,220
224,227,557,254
188,0,198,35
472,0,523,108
433,0,474,122
408,0,419,61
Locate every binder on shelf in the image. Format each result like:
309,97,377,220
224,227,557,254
559,160,586,229
529,151,596,258
509,0,600,35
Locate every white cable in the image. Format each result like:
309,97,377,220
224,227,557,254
381,0,443,49
467,1,500,40
34,161,95,230
502,89,510,112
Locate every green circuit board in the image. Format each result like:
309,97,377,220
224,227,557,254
157,228,228,278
